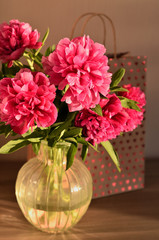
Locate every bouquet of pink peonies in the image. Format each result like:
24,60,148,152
0,19,146,170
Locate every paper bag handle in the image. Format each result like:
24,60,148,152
70,13,106,45
70,12,117,58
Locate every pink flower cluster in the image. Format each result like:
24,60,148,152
0,17,146,144
75,94,128,145
0,69,57,134
75,86,146,145
0,20,42,67
42,35,112,112
119,84,146,132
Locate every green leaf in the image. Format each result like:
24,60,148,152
76,137,99,152
58,129,66,140
87,142,99,152
35,28,49,56
45,47,51,57
101,141,121,172
14,60,24,68
22,128,33,138
110,86,129,93
91,104,103,116
24,126,49,138
26,137,42,143
0,139,30,154
110,68,125,87
64,137,77,144
49,125,65,139
62,84,69,95
34,57,43,69
118,96,141,111
45,44,55,57
0,122,15,138
81,144,88,162
52,122,64,127
76,137,88,145
4,125,13,138
62,127,82,138
0,71,3,79
66,142,77,170
47,139,56,148
1,63,21,77
49,112,77,139
2,63,6,75
51,44,56,52
26,58,34,70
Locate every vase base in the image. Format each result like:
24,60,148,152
24,203,89,233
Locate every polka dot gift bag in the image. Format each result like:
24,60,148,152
71,13,147,198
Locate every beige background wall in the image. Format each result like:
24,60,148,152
0,0,158,161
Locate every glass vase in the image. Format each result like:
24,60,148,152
15,141,93,233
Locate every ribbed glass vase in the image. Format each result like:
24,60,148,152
15,141,92,233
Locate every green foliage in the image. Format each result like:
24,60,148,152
48,112,77,145
45,44,56,56
62,127,82,139
101,141,120,172
1,63,21,78
22,126,49,140
66,142,77,170
118,96,141,111
91,104,103,116
81,144,88,162
110,68,125,87
0,122,16,138
76,137,99,152
110,86,128,93
0,139,30,154
35,28,50,56
0,70,3,79
64,137,78,144
0,126,46,155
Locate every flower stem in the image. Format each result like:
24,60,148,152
14,61,24,68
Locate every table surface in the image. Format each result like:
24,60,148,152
0,159,159,240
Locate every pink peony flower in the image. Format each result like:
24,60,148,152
0,69,57,134
100,94,129,137
75,109,110,145
75,94,128,145
0,20,42,66
119,84,146,132
42,35,112,112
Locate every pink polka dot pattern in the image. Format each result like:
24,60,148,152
76,56,147,199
